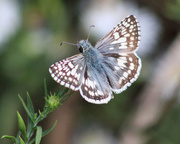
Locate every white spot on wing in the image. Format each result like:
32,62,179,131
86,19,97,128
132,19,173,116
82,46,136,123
68,62,74,68
69,77,72,81
124,33,130,37
51,73,55,77
76,73,81,80
71,67,77,76
70,85,75,90
123,72,128,78
115,66,120,70
119,45,128,49
54,77,58,81
130,37,134,40
113,32,120,39
120,57,127,61
125,23,130,27
67,71,71,76
119,78,122,84
128,70,131,74
129,25,134,29
61,81,65,85
129,57,133,62
129,63,135,70
111,37,127,44
84,86,88,91
117,59,126,68
109,47,114,50
65,83,70,87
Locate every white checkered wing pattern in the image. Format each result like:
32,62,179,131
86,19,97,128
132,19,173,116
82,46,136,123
102,53,141,94
95,15,140,53
80,65,113,104
49,54,85,91
49,15,141,104
96,15,141,93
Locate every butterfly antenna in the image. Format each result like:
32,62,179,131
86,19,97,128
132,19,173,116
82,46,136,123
87,25,95,41
60,41,79,46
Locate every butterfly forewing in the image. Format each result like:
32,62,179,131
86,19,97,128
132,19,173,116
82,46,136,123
49,54,85,91
95,15,140,53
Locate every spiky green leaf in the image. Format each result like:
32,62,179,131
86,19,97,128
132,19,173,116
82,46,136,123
35,126,42,144
26,93,35,135
42,121,57,137
18,95,34,123
29,121,57,144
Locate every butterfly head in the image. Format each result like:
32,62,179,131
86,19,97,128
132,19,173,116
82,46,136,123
77,40,91,53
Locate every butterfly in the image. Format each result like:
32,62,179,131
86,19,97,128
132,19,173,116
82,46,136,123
49,15,141,104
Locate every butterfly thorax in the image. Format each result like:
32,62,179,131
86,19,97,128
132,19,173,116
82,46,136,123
78,40,102,67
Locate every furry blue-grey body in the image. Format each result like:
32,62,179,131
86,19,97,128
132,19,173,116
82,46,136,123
78,40,103,71
78,40,112,98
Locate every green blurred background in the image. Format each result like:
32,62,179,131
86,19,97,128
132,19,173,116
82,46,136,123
0,0,180,144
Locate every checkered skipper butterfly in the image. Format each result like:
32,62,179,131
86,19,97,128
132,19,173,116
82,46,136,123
49,15,141,104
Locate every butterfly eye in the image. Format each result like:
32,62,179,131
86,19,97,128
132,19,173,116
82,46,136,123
79,46,83,53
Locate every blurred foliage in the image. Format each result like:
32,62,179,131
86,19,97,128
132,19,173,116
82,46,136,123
0,0,73,143
2,84,71,144
147,104,180,144
165,0,180,21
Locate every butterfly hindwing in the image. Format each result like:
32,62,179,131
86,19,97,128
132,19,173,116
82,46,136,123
102,53,141,93
80,66,113,104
